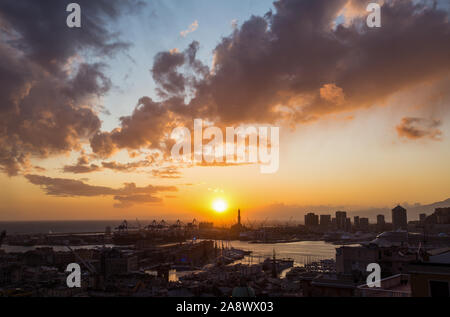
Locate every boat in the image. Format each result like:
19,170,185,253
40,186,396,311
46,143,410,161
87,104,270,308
262,257,294,272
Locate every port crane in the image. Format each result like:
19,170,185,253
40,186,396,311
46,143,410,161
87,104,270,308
145,220,158,230
246,218,256,230
158,220,168,229
115,220,128,233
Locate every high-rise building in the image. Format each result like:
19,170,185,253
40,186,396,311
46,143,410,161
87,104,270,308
435,208,450,224
377,215,385,231
336,211,347,230
320,215,331,228
392,205,407,231
359,218,369,231
345,218,352,232
354,216,360,227
305,213,319,227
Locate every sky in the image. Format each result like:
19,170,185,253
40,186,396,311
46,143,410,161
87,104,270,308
0,0,449,222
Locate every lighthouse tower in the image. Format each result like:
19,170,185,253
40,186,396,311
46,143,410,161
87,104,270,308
238,209,241,225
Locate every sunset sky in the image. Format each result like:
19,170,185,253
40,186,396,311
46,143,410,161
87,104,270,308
0,0,449,222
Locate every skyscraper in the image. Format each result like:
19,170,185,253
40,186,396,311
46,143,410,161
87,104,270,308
392,205,407,231
359,218,369,231
336,211,347,231
354,216,360,227
320,215,331,228
377,214,385,231
305,213,319,227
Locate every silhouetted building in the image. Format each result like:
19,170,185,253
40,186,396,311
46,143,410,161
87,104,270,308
320,215,331,228
231,209,245,233
377,215,385,231
101,249,138,278
409,249,450,297
359,218,369,231
336,245,415,277
336,211,347,231
419,213,427,223
199,222,214,230
392,205,408,231
238,209,241,225
345,218,352,232
435,208,450,224
305,213,319,227
354,216,360,228
331,218,336,227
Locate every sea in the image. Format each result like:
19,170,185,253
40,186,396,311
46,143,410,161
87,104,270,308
0,220,124,235
0,220,345,266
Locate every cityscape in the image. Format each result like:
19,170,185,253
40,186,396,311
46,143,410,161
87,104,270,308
1,205,450,297
0,0,450,302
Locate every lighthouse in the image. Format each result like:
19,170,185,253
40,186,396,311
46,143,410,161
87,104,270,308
238,209,241,225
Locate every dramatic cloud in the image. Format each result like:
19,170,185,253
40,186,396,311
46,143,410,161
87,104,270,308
90,0,450,159
2,0,449,178
0,0,140,176
396,117,443,141
25,174,177,208
63,155,101,174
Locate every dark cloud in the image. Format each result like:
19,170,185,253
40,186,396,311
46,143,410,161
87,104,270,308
25,174,177,208
90,96,181,157
113,194,162,209
0,0,141,72
102,160,153,172
63,154,101,174
0,0,140,176
152,50,187,97
90,0,450,159
396,117,443,140
2,0,449,179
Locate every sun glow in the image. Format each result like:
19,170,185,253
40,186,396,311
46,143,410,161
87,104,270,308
212,198,228,213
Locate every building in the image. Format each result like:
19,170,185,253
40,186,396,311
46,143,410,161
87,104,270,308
199,222,214,230
336,245,416,277
359,218,369,232
357,274,411,297
345,218,352,232
377,215,385,231
419,213,427,223
101,249,139,277
354,216,360,228
301,274,356,297
231,209,245,233
305,213,319,228
435,208,450,224
320,215,331,228
409,249,450,297
392,205,407,231
336,211,347,231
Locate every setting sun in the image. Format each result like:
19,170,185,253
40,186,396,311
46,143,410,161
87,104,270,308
212,198,228,213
